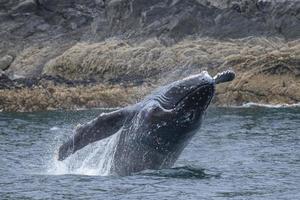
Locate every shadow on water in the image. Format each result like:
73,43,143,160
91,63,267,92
137,165,221,179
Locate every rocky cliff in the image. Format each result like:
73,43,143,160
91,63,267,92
0,0,299,111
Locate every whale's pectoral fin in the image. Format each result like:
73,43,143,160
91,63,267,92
213,70,235,84
58,107,131,161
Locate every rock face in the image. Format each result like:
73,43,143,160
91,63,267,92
0,0,300,111
0,73,15,89
1,0,300,77
0,55,14,71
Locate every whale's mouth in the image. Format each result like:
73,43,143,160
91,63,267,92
174,83,215,110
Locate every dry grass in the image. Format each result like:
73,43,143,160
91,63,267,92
42,37,300,105
2,36,299,112
0,84,149,112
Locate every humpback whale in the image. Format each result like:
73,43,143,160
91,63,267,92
58,70,235,176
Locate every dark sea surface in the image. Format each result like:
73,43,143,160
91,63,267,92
0,107,299,200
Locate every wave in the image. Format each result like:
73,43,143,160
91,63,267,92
50,126,60,131
229,102,300,108
75,107,121,111
137,165,221,179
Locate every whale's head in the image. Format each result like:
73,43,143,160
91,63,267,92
161,71,215,111
148,70,235,122
149,71,215,125
139,71,235,154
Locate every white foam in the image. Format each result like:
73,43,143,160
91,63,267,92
230,102,300,108
75,107,121,111
50,126,60,131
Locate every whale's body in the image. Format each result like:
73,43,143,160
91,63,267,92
58,70,235,176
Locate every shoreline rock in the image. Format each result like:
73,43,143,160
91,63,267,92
1,76,299,112
0,0,299,112
1,36,299,112
0,82,146,112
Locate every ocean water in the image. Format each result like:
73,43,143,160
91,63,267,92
0,107,299,200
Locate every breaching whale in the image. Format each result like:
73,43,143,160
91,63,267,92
58,70,235,176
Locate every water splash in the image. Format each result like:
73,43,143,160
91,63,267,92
46,129,121,176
